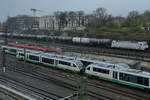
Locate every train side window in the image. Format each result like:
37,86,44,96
144,78,149,86
119,73,149,86
73,64,77,68
87,67,90,70
29,55,39,61
93,67,109,74
137,76,149,86
59,61,71,66
119,73,123,80
93,67,96,71
137,76,143,85
102,69,109,74
9,49,16,53
19,53,24,56
42,57,54,64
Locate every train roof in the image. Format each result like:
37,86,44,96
112,40,148,43
8,43,63,54
43,52,103,64
42,53,76,60
18,49,43,53
42,53,83,68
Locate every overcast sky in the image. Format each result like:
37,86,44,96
0,0,150,21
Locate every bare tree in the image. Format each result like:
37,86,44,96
127,10,139,21
93,8,109,25
143,10,150,16
59,12,68,29
54,11,69,30
0,21,1,31
126,10,140,26
68,11,77,28
54,11,62,30
76,11,85,27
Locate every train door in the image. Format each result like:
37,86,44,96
149,78,150,88
113,71,118,80
26,53,29,59
54,59,59,66
39,56,42,63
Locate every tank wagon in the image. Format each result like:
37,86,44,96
72,37,112,47
55,36,72,43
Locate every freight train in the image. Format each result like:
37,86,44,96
1,45,150,90
0,32,149,51
59,37,149,51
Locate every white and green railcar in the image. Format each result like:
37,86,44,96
85,62,150,89
1,45,43,56
16,51,150,90
1,46,18,55
17,52,83,73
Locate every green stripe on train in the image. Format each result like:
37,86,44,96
17,58,148,90
86,73,147,89
25,59,39,64
42,63,80,73
7,52,16,55
22,59,80,73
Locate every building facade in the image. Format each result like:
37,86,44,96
39,15,89,30
7,15,38,33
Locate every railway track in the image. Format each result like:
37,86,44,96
0,52,111,100
0,75,62,100
6,64,113,100
34,67,150,100
60,44,150,61
4,54,150,100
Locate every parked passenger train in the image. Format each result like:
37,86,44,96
1,44,150,90
1,45,104,67
16,50,150,90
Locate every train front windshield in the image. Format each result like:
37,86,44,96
75,61,83,69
